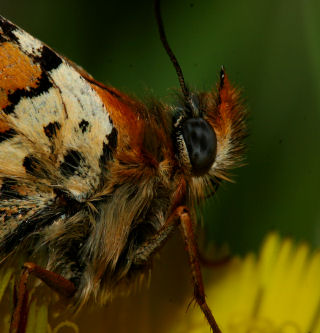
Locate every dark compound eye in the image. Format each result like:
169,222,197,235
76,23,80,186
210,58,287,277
182,118,217,176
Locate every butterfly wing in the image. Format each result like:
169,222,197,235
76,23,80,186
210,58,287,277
0,16,116,255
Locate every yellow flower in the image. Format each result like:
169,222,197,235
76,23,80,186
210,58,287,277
173,233,320,333
2,233,320,333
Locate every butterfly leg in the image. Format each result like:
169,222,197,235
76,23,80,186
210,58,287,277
10,267,30,333
177,206,221,333
10,262,76,333
133,206,221,333
132,207,180,265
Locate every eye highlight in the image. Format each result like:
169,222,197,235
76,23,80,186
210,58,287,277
182,118,217,176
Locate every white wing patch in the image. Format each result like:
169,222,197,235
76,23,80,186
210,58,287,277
8,87,64,148
49,62,114,199
13,28,42,56
50,62,113,149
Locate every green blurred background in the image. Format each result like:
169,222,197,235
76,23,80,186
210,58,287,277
1,0,320,255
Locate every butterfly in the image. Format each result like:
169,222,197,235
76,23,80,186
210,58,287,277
0,1,246,332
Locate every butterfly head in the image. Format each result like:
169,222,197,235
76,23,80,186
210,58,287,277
173,67,245,183
155,0,246,198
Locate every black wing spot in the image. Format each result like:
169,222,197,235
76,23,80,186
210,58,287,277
3,73,53,115
0,178,23,200
99,128,118,169
44,121,61,139
100,143,113,166
0,16,19,43
23,155,50,177
0,33,7,43
0,128,17,143
60,150,83,177
35,45,63,72
108,127,118,150
23,155,40,174
79,119,89,133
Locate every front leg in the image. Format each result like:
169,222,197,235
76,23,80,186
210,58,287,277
10,263,76,333
132,206,221,333
178,207,221,332
132,208,181,266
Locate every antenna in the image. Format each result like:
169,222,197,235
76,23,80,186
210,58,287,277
154,0,192,105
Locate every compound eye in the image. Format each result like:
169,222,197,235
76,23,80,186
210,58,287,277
182,118,217,176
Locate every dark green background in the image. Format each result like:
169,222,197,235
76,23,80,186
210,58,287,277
1,0,320,254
